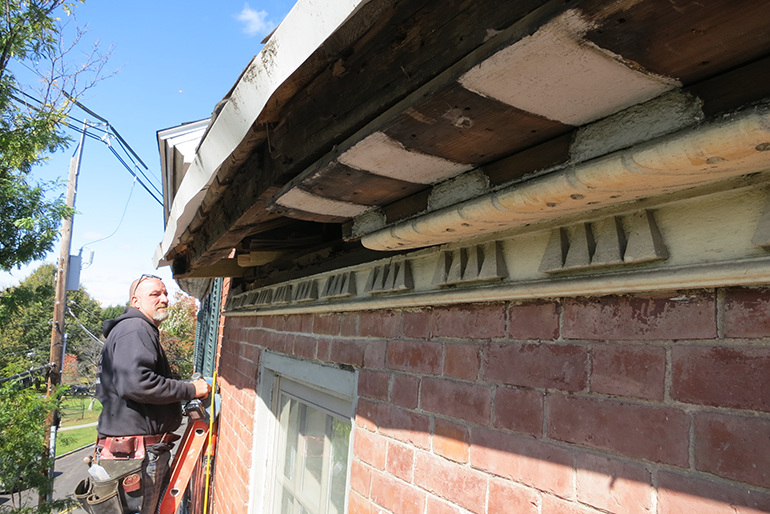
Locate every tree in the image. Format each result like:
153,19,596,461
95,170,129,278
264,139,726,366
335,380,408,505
0,381,73,512
0,0,112,271
160,292,198,379
0,264,103,381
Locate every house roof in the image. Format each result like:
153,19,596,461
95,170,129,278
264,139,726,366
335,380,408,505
156,0,770,282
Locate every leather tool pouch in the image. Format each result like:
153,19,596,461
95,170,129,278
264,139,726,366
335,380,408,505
75,457,144,513
101,436,146,460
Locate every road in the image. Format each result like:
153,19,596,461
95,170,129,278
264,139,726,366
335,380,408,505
0,419,190,513
0,443,92,513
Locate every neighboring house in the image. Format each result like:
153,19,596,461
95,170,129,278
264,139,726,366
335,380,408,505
156,0,770,512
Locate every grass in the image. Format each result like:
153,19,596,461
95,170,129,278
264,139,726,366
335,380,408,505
56,396,101,456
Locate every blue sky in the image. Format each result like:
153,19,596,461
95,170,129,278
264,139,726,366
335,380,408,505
0,0,295,306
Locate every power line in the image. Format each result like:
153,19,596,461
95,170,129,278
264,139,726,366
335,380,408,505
7,90,164,205
66,306,103,346
67,299,102,320
79,177,138,249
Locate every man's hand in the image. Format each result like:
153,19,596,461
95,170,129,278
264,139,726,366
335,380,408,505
193,378,212,399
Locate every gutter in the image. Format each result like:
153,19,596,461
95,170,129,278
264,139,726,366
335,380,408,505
362,106,770,251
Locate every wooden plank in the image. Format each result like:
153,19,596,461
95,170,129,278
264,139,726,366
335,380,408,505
582,0,770,84
484,132,574,187
174,258,249,279
686,56,770,117
269,0,561,181
383,84,569,165
303,162,424,205
381,188,432,225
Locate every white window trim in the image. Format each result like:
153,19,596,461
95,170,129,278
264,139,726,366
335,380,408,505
248,352,357,513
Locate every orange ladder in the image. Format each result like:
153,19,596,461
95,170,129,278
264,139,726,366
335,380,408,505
158,418,214,514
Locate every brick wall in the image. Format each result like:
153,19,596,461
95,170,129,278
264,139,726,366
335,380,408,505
211,287,770,513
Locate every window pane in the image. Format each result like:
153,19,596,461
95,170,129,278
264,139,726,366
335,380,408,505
329,418,351,514
281,394,299,482
299,404,325,511
281,490,294,514
274,379,352,514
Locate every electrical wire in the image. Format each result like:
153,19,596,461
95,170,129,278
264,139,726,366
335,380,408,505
67,299,103,320
66,306,103,345
78,177,137,248
7,90,164,206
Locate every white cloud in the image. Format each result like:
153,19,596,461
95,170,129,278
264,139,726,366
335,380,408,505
237,3,275,37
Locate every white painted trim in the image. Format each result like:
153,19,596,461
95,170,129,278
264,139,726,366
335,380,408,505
277,188,370,218
154,0,375,266
337,131,473,184
248,352,356,514
228,256,770,317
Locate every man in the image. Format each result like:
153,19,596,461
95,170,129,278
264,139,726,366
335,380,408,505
92,274,210,513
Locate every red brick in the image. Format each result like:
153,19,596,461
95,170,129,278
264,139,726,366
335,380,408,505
471,428,574,497
370,471,426,513
262,331,292,354
340,312,358,336
509,301,560,340
563,292,716,340
541,495,599,514
426,496,465,514
658,470,770,513
353,427,387,469
485,342,588,392
672,346,770,412
350,459,372,495
377,404,431,449
387,340,443,374
330,339,366,366
299,313,314,333
493,387,543,436
421,377,491,426
694,412,770,489
356,398,378,431
359,371,389,401
313,313,340,335
391,374,419,409
433,418,469,463
591,344,666,401
363,340,387,368
414,452,487,513
316,338,331,361
360,310,402,338
575,453,652,514
547,394,689,467
488,478,540,514
724,287,770,337
444,344,480,381
432,303,506,340
385,441,414,482
348,490,375,514
261,315,277,330
292,334,316,359
277,314,295,331
403,309,432,339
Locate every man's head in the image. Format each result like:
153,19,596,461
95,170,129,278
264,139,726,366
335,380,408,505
129,274,169,326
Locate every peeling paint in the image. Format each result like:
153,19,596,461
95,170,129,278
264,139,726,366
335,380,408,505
459,10,678,126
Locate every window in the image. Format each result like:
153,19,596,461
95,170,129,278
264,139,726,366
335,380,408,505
250,352,356,514
275,379,351,514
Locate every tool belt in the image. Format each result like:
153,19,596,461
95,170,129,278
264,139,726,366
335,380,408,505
75,459,143,514
96,433,180,460
74,433,180,513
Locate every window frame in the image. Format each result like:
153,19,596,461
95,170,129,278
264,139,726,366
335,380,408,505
248,351,357,514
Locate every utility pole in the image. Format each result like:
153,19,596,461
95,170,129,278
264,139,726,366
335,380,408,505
41,119,87,504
